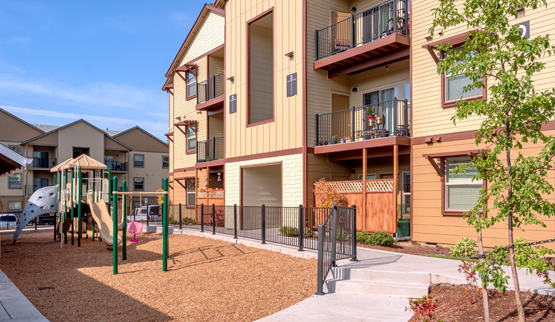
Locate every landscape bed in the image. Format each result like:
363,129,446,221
0,231,316,322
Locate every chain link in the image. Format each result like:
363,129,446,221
475,238,555,259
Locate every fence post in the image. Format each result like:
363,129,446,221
196,143,199,163
234,204,238,239
316,223,325,295
351,107,355,141
212,137,216,160
179,203,182,230
315,30,319,61
351,204,358,261
298,204,304,252
35,215,37,230
200,204,204,232
145,198,149,227
404,99,409,136
212,204,216,235
261,204,266,244
351,15,355,49
331,202,338,267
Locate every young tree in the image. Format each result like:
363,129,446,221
430,1,555,321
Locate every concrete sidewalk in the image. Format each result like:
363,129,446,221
0,270,48,321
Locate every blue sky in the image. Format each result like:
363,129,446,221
0,0,204,139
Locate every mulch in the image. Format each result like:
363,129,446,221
358,240,452,257
410,284,555,322
0,231,316,322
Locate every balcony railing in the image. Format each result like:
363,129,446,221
315,99,409,146
32,157,56,169
105,160,128,172
315,0,409,61
197,137,224,163
197,73,224,105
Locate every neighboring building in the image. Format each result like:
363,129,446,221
0,109,169,211
165,1,554,248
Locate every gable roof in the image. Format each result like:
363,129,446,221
21,119,132,151
0,108,45,134
112,126,168,152
163,4,225,81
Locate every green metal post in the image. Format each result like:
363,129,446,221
112,176,118,275
54,173,57,241
78,167,82,247
122,181,127,260
71,168,75,245
162,177,168,272
64,170,67,244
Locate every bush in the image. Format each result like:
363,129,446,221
336,228,349,241
169,219,179,225
356,231,370,244
280,226,298,237
183,217,196,226
303,227,314,237
449,237,477,258
367,232,395,246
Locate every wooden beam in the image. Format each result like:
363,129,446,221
328,47,410,78
393,144,399,236
362,148,367,231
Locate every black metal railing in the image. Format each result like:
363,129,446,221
0,211,56,231
197,137,224,163
32,157,56,169
105,160,128,172
315,0,409,61
197,73,224,105
315,98,409,146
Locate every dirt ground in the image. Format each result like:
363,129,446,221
358,240,452,257
410,284,555,322
0,230,316,322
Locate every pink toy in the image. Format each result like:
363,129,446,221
128,221,143,243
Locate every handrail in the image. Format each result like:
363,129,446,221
197,136,224,163
197,73,224,105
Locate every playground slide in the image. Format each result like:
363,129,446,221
87,195,121,249
13,186,59,244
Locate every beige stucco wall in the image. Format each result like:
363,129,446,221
57,122,105,162
242,164,282,207
128,151,169,193
225,0,304,158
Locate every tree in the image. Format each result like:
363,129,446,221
430,1,555,321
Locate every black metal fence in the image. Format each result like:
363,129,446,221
0,211,57,231
315,99,409,146
315,0,409,60
105,161,128,172
197,137,224,163
32,157,56,169
197,73,224,105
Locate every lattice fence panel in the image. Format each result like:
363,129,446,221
366,179,393,192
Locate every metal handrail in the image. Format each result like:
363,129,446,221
196,136,224,163
197,73,224,105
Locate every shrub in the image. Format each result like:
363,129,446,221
367,232,395,246
405,295,440,322
183,217,196,225
280,226,298,237
169,219,179,225
336,228,349,241
449,237,477,259
303,227,314,237
356,231,370,244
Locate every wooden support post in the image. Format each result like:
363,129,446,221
393,144,399,236
362,148,367,231
206,167,210,206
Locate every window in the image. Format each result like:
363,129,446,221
248,9,274,126
186,180,196,207
441,48,485,108
8,174,22,189
8,145,22,154
134,177,144,191
8,201,21,212
445,157,482,212
186,69,197,99
358,174,377,180
134,154,144,167
186,126,196,153
162,155,169,169
104,155,114,170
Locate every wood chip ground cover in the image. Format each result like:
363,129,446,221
0,231,316,322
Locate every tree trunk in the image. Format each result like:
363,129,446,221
476,226,490,322
505,121,526,322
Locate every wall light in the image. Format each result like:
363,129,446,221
352,87,358,93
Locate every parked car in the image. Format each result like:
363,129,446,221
0,214,17,228
128,205,161,222
36,214,56,225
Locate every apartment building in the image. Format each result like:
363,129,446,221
166,1,554,247
0,109,169,211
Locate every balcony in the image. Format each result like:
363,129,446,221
25,183,52,196
196,73,224,110
197,137,224,164
105,160,128,172
32,157,56,170
314,0,409,77
315,99,410,153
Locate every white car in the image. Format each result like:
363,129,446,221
127,205,161,222
0,214,17,228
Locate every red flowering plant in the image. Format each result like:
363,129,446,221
405,295,442,322
458,260,482,311
366,105,375,120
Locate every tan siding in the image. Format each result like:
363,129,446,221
226,0,304,158
179,11,225,66
0,110,43,142
306,154,351,206
208,56,224,77
208,113,224,138
249,19,274,124
104,137,129,151
57,122,104,162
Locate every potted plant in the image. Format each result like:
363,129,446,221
376,114,384,125
366,106,376,127
356,132,364,141
340,137,346,144
345,136,352,143
330,136,338,144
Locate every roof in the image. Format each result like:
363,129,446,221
21,119,132,151
163,4,224,86
104,129,121,137
50,154,107,172
33,124,60,133
111,126,168,148
0,143,32,176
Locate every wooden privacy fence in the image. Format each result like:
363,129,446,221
314,179,395,233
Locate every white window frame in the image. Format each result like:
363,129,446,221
443,49,483,103
186,180,196,207
186,125,196,152
444,157,483,212
133,154,144,167
162,155,169,169
134,177,144,191
8,201,22,212
8,174,22,189
187,70,197,98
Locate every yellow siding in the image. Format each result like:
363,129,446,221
179,11,225,66
412,1,555,138
225,0,304,158
208,56,224,77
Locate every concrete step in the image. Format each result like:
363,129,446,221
333,268,431,286
327,279,430,298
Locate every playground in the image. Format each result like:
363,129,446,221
0,230,316,321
